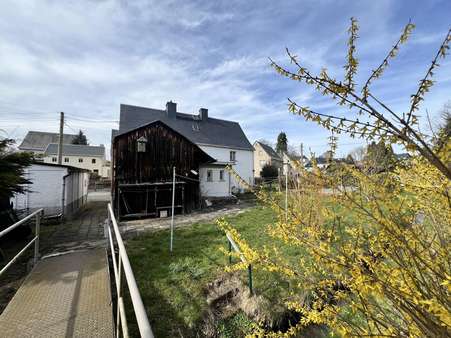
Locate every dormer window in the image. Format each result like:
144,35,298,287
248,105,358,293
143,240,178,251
137,136,147,152
192,123,200,132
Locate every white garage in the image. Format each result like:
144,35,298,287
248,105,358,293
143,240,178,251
11,163,90,218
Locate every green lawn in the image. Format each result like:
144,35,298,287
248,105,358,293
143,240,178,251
124,205,305,337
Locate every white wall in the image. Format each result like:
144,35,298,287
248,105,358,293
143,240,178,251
199,166,230,197
11,164,90,216
198,145,254,195
12,164,67,215
42,154,107,177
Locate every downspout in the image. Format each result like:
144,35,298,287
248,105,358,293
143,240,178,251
62,172,70,220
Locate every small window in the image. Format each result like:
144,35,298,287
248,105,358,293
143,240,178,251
52,157,57,162
93,169,99,174
230,151,236,162
219,170,225,181
207,170,213,182
78,158,83,163
259,151,262,155
92,158,96,164
64,157,69,163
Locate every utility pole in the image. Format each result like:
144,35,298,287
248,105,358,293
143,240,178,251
57,112,64,164
300,143,304,166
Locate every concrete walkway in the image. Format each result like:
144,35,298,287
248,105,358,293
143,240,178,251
0,249,113,337
43,201,109,254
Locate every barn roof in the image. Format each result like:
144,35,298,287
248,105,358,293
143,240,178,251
19,131,77,151
44,143,105,157
118,104,253,151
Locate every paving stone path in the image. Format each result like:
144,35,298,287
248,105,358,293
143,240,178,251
0,201,114,337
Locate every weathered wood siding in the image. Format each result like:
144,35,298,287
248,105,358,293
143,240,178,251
112,121,213,218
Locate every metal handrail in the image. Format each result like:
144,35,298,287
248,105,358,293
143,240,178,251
0,208,43,277
107,203,154,338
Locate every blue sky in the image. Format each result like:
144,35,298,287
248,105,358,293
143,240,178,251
0,0,450,157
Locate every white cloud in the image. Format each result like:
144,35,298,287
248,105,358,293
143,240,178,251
0,0,450,160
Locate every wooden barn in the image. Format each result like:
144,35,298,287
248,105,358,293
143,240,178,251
112,120,214,219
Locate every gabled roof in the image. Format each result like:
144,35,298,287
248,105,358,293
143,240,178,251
44,143,105,157
114,120,215,164
19,131,77,151
254,141,281,160
118,104,253,151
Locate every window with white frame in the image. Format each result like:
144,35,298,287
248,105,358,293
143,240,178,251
64,157,69,163
92,158,96,164
78,158,83,163
52,157,57,162
219,170,225,181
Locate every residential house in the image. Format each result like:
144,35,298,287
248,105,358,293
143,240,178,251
113,102,254,200
19,131,110,178
42,143,108,177
11,163,89,218
19,131,76,155
282,151,308,176
253,141,282,177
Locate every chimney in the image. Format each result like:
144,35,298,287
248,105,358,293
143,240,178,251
166,101,177,118
199,108,208,121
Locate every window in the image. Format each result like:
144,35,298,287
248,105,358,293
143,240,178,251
64,157,69,163
219,170,225,181
78,158,83,163
230,151,236,162
93,169,99,174
207,170,213,182
52,157,57,162
260,160,266,167
259,151,262,156
92,158,96,164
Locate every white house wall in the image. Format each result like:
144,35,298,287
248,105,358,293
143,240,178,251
198,145,254,196
12,164,67,215
42,154,107,177
199,166,230,197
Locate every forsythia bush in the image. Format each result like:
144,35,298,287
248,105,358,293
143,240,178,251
218,19,451,337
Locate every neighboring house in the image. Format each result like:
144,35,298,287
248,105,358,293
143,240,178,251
253,141,282,177
11,163,89,218
305,157,328,170
18,131,76,155
41,143,109,178
18,130,110,178
282,152,308,176
113,102,254,199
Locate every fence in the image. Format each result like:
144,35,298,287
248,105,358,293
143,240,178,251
226,232,253,295
0,208,43,277
106,203,154,338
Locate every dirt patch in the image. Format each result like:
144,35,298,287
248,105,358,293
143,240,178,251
200,273,270,337
200,273,330,337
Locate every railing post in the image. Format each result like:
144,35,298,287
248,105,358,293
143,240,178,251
116,254,122,338
248,264,253,295
34,211,41,265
